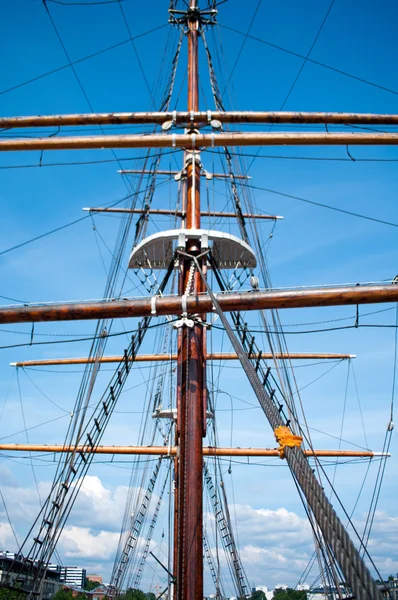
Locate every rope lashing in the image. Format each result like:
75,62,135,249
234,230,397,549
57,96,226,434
274,425,303,458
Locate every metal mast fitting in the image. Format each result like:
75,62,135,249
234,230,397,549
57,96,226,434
128,229,256,269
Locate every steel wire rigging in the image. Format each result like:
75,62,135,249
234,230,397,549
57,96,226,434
0,1,396,599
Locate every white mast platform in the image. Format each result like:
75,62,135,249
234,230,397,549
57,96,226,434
128,228,257,270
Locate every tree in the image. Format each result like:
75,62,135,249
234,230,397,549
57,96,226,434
146,594,156,600
250,591,266,600
84,579,100,592
0,589,26,600
52,590,75,600
119,589,148,600
273,589,307,600
273,592,290,600
52,590,88,600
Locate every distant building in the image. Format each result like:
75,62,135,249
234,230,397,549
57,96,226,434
58,565,87,588
380,576,398,600
0,551,23,561
297,584,310,591
0,552,61,600
307,591,324,600
62,585,87,598
308,586,347,600
91,585,110,600
88,574,103,584
61,583,110,599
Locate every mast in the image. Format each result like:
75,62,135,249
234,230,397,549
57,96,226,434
175,2,204,599
0,3,395,597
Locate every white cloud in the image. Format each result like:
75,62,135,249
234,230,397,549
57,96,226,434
204,504,398,588
1,471,397,590
352,511,398,575
0,522,18,549
59,526,120,560
0,465,19,487
205,505,313,589
223,505,312,547
240,545,311,588
70,475,130,531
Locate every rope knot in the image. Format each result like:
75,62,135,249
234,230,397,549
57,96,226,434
274,425,303,459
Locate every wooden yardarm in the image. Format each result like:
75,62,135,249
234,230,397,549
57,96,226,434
0,2,395,598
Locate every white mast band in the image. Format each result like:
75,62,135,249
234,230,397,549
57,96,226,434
181,294,188,316
150,296,157,315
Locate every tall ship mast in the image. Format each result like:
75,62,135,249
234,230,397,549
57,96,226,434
0,1,397,599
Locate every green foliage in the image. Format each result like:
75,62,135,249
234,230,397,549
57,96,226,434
52,590,75,600
52,590,88,600
0,588,26,600
145,594,156,600
119,590,148,600
250,591,266,600
273,589,307,600
84,580,99,592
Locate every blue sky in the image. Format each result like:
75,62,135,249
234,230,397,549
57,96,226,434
0,0,397,594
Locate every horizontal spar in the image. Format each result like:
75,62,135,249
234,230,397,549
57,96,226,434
0,285,397,324
10,352,355,367
84,207,283,220
118,169,250,179
0,444,386,458
1,132,398,152
1,111,398,128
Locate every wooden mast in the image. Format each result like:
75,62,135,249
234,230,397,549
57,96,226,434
175,3,204,599
0,5,395,598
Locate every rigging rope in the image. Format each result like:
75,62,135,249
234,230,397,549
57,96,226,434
105,36,183,594
200,34,345,584
203,462,249,597
219,24,398,97
242,181,398,228
109,458,163,597
359,303,397,557
6,260,175,596
192,253,383,600
132,463,172,590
